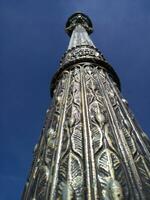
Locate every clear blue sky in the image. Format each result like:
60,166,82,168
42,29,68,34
1,0,150,199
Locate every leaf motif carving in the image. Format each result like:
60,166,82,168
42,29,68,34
141,131,150,154
61,125,70,159
71,124,83,157
91,123,103,153
35,166,49,200
115,107,137,156
97,149,129,198
58,153,84,199
121,127,136,156
135,155,150,197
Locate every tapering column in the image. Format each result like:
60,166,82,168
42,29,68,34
22,13,150,200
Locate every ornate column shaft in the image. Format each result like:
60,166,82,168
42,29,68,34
22,13,150,200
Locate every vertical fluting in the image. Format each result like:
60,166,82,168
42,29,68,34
107,74,150,160
95,68,145,199
45,78,65,200
49,71,72,200
80,66,98,200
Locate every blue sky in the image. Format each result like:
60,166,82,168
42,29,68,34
0,0,150,199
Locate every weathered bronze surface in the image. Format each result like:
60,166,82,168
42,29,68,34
22,13,150,200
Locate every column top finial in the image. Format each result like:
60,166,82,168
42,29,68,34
65,12,93,36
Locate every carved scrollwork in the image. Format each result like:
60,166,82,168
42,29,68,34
61,46,104,66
